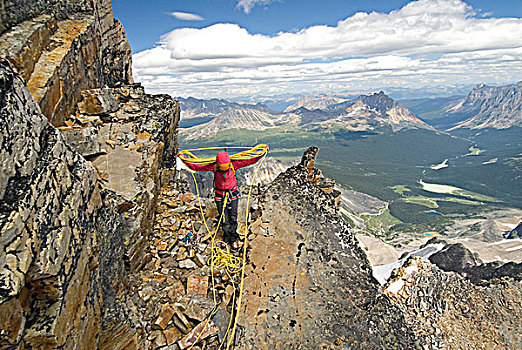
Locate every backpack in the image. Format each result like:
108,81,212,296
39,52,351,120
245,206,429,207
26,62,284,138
214,162,236,179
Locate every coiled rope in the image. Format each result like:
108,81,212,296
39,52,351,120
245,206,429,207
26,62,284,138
178,144,269,165
178,144,268,349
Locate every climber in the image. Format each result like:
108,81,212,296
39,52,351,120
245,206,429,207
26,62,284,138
178,146,268,248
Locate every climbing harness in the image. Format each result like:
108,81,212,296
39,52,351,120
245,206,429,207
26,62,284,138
178,144,268,350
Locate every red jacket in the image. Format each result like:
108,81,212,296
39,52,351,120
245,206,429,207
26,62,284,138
181,151,264,190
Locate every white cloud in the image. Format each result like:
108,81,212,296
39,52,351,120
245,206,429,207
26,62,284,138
236,0,277,14
168,11,204,21
134,0,522,99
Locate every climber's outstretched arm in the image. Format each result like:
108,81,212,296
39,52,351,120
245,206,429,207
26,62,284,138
178,154,215,172
232,150,268,170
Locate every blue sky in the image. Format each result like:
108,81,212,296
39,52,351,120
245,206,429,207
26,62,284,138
112,0,522,99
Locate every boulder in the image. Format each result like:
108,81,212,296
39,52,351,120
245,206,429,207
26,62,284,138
78,88,119,115
153,305,176,330
429,242,480,272
211,308,232,343
61,126,101,157
181,293,215,322
186,275,209,297
163,326,183,346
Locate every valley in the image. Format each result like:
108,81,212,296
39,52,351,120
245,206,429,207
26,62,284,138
178,84,522,257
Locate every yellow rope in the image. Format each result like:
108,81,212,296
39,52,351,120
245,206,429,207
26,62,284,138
225,153,266,350
179,144,269,165
181,144,268,349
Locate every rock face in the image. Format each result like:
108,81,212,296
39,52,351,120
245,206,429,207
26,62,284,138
236,147,417,349
1,58,104,349
0,0,132,126
0,0,180,346
450,81,522,129
0,56,180,349
384,255,522,349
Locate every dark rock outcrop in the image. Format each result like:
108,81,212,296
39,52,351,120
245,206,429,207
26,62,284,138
426,241,481,272
421,237,522,285
504,221,522,239
236,147,418,349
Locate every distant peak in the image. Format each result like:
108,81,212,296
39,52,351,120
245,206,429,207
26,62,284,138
360,91,391,100
451,80,522,129
357,91,395,108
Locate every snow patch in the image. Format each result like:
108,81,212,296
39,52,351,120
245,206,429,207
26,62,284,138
501,223,519,230
373,243,445,285
482,158,498,165
385,279,405,295
404,265,418,275
430,159,448,170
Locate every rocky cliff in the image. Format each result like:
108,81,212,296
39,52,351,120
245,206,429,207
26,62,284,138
0,61,180,349
1,58,107,349
0,1,180,349
0,0,132,126
236,147,418,349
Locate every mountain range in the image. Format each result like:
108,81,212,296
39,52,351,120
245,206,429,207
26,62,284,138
177,91,435,139
400,81,522,130
179,81,522,140
189,80,522,133
448,81,522,130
